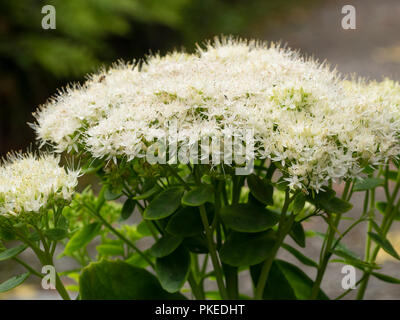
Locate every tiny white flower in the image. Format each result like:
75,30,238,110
0,152,80,215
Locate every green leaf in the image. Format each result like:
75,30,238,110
281,243,318,268
96,244,125,256
121,198,136,220
320,197,353,214
371,272,400,284
314,231,359,259
134,185,161,200
166,207,203,237
155,246,190,293
0,245,28,262
144,187,184,220
0,226,16,241
56,214,69,230
247,175,273,205
289,221,306,248
331,249,380,270
64,222,101,256
149,234,183,258
387,171,398,181
104,187,122,201
369,219,383,235
275,176,289,191
137,221,152,236
181,185,214,207
313,187,336,204
251,260,328,300
79,260,185,299
0,273,30,293
292,193,306,214
182,235,209,254
353,178,384,191
44,228,68,241
376,202,400,220
376,201,387,214
368,232,400,260
126,253,153,269
220,230,276,267
220,204,279,233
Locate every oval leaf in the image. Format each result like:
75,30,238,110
320,197,353,214
155,246,190,293
149,234,183,258
251,260,328,300
353,178,384,192
289,221,306,248
144,187,184,220
182,185,214,207
134,185,161,200
79,260,184,299
44,228,68,241
121,198,136,220
166,207,203,237
220,230,276,267
247,175,273,205
220,204,279,233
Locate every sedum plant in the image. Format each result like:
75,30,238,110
1,38,400,300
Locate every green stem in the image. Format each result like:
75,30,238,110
187,272,205,300
357,166,400,299
223,264,238,300
199,204,228,300
310,180,352,299
13,257,43,278
82,202,155,269
55,272,71,300
254,190,293,299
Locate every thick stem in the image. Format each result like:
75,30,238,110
55,272,71,300
223,264,238,300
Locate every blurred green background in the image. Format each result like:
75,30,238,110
0,0,317,156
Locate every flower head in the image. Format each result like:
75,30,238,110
0,152,79,216
32,37,400,191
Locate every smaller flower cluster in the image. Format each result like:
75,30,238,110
0,153,80,216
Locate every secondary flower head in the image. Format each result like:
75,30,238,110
32,37,400,191
0,152,80,216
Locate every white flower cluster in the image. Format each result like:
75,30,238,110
33,38,400,191
0,153,79,216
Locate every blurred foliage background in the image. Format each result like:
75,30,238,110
0,0,316,156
